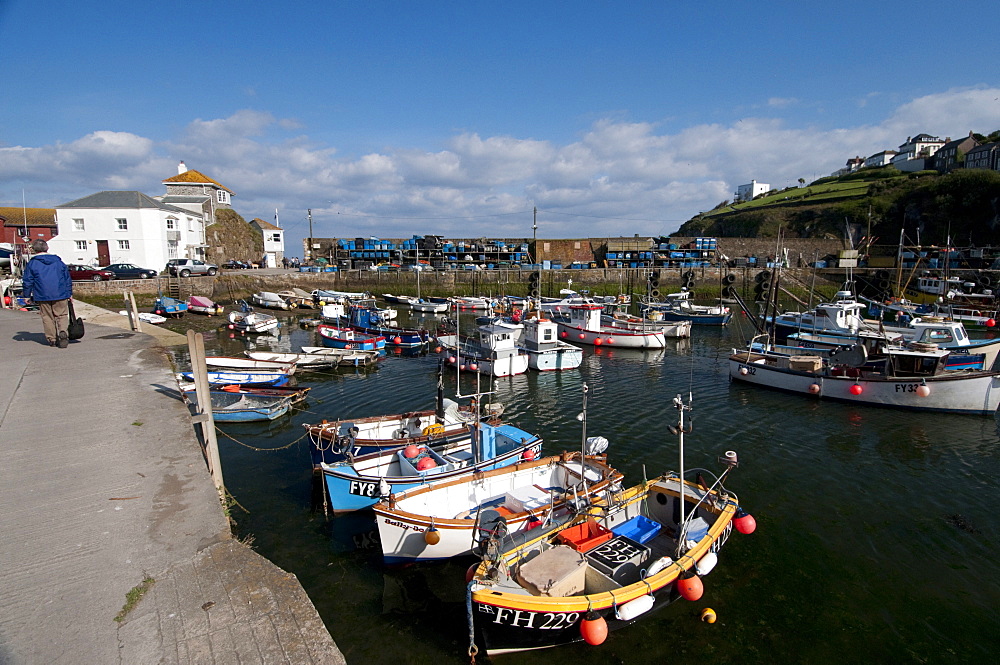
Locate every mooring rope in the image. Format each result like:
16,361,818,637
213,426,309,452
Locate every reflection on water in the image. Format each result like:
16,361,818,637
169,308,1000,665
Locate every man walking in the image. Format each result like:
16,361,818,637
22,239,73,348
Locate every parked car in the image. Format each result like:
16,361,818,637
68,264,116,281
222,259,252,269
102,263,158,279
165,258,218,277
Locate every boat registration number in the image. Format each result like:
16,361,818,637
348,480,379,497
894,384,922,393
478,604,580,630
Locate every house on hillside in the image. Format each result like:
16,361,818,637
0,207,57,251
891,133,945,172
249,217,285,267
964,142,1000,172
157,162,234,225
831,156,865,177
48,191,206,269
935,132,980,173
736,180,770,202
863,150,898,169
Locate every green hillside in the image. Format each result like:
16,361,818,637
676,165,1000,246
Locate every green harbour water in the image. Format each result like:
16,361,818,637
173,309,1000,664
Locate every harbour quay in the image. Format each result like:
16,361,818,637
0,307,344,665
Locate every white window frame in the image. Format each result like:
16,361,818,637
217,190,229,204
73,218,85,231
116,218,128,231
75,240,87,251
118,240,130,250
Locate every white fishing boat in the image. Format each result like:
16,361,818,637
251,291,291,310
730,335,1000,415
437,320,530,377
520,317,583,371
555,303,666,349
602,312,692,339
204,356,296,375
227,302,280,333
640,290,732,326
245,350,358,369
297,346,382,366
374,449,622,564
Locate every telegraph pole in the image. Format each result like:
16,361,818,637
307,208,313,262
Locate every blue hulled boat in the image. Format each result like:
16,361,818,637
317,324,386,350
348,305,431,348
317,422,542,513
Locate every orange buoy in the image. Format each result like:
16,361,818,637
594,337,603,345
579,611,608,645
677,573,704,601
416,457,437,471
403,444,420,458
393,336,402,345
916,385,930,397
423,526,440,545
700,607,717,623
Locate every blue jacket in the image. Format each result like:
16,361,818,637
23,254,73,302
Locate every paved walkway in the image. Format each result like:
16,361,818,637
0,306,344,665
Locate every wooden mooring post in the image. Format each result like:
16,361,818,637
187,330,224,492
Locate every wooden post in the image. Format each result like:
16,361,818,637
187,330,224,492
129,292,143,333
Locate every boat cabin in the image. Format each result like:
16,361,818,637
568,304,603,331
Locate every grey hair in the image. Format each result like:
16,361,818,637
30,239,48,253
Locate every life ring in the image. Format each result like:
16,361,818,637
422,423,445,437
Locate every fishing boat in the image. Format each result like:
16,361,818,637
250,291,291,310
640,290,732,326
176,370,290,387
304,383,503,464
450,296,497,311
602,312,692,339
347,305,431,348
555,303,666,349
298,346,383,366
437,320,530,377
374,449,622,564
730,335,1000,415
186,295,225,316
381,293,417,306
153,295,188,318
204,356,297,375
227,302,280,333
409,268,450,313
315,421,543,513
182,384,311,405
276,288,316,309
182,389,295,422
313,288,370,302
520,317,583,371
317,324,386,351
246,350,364,370
466,394,754,654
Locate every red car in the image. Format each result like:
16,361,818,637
68,264,116,281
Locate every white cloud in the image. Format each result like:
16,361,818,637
4,86,1000,243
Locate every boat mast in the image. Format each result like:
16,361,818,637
578,383,590,498
672,392,692,557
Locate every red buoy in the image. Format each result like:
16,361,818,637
605,338,613,344
916,384,930,397
579,611,608,645
579,333,586,339
560,331,568,338
734,510,757,534
416,457,437,471
677,573,704,601
987,318,996,328
469,363,478,371
594,337,603,345
849,384,863,396
809,383,821,394
403,444,420,458
393,336,403,345
522,449,536,461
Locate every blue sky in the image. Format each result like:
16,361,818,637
2,1,999,257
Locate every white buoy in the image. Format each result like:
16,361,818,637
615,594,655,621
644,556,673,577
696,551,719,576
